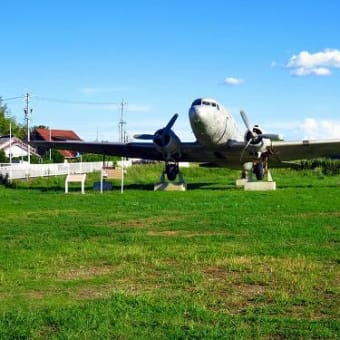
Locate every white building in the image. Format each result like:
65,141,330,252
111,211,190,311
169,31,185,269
0,136,40,160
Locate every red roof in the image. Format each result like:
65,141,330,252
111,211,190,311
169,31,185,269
35,128,82,158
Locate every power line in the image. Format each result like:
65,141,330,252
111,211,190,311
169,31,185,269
2,95,118,106
35,96,118,106
2,96,25,101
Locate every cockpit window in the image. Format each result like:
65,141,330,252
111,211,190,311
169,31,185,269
191,99,220,110
191,99,201,106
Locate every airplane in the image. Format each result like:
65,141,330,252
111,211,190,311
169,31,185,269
32,97,340,183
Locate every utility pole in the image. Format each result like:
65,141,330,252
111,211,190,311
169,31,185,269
49,125,52,161
9,122,12,164
118,99,127,143
118,99,127,194
24,92,32,164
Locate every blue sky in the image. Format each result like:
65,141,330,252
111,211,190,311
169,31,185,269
1,0,340,141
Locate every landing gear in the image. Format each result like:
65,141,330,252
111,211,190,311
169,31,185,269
253,162,264,180
236,149,276,190
165,162,179,181
253,146,273,180
239,160,267,182
154,161,186,191
162,161,185,183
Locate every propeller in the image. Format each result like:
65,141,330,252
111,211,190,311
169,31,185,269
240,110,282,141
164,113,179,132
133,134,153,140
240,110,252,132
240,110,282,161
134,113,179,147
240,110,282,142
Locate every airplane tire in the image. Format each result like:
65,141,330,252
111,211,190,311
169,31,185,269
254,163,264,180
165,164,178,181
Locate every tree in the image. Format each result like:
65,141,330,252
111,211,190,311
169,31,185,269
0,99,8,134
0,149,7,163
0,97,25,138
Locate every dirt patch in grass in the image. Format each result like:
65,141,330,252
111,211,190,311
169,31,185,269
74,285,113,300
102,216,184,229
202,265,267,298
24,290,49,299
37,325,59,339
148,231,228,237
202,266,268,315
183,232,227,238
56,265,114,281
71,279,162,301
148,230,180,236
202,266,227,281
236,283,266,298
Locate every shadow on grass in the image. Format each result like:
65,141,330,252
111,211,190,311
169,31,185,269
278,183,339,189
113,182,233,191
113,182,235,191
6,179,337,192
187,182,236,190
4,182,235,192
111,183,154,191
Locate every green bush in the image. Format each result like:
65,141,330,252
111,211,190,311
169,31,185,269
299,159,340,175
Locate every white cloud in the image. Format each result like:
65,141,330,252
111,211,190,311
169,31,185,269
286,49,340,76
223,77,244,86
299,118,340,139
264,118,340,140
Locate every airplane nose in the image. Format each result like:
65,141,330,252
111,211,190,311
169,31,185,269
189,106,203,123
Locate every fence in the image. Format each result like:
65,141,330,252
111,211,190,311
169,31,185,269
0,161,113,181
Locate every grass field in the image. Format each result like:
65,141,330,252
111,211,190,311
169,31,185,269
0,165,339,339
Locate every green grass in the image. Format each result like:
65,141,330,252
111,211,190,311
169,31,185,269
0,165,339,338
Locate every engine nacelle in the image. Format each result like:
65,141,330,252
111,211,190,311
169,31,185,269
244,125,263,147
153,129,182,161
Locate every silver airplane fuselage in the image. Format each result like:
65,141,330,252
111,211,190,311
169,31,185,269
188,98,243,146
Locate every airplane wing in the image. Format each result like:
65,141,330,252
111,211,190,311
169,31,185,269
31,138,340,167
32,140,164,160
31,140,243,165
185,139,340,167
271,139,340,161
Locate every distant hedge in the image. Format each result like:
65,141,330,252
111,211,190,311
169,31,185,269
299,159,340,175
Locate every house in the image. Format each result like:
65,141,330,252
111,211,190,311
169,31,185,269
0,135,40,160
33,128,82,159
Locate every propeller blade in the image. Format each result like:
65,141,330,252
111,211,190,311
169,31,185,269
241,110,283,141
240,110,252,132
133,134,154,140
134,113,179,144
164,113,179,133
240,138,253,162
258,133,283,141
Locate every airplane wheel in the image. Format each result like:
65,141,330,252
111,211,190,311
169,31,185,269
254,163,264,180
165,163,179,181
